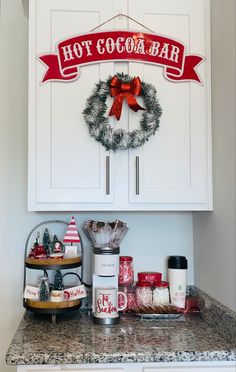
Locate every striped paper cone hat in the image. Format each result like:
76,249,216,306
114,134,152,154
63,216,80,243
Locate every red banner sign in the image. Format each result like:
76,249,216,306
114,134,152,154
39,31,204,84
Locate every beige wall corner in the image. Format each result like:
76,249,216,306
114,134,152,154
193,0,236,311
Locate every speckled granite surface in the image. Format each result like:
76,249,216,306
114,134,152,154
190,287,236,344
6,311,236,365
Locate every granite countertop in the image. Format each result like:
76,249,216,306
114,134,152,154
6,311,236,365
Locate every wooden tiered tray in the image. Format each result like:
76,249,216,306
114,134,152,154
23,220,84,317
25,256,82,270
24,299,81,314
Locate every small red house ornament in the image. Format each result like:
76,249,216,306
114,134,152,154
29,235,47,259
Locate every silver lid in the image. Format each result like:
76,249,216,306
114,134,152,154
93,246,120,255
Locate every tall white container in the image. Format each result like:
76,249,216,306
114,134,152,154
168,256,188,309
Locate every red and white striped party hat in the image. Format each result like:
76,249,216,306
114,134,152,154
63,216,80,244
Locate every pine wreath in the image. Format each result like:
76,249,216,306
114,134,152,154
83,73,162,151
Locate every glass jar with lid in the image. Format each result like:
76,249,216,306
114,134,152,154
153,281,170,306
118,256,134,286
136,281,152,307
137,272,162,285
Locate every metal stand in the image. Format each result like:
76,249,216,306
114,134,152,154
51,314,57,324
23,219,84,317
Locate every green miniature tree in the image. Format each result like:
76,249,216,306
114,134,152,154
34,231,40,248
34,238,39,248
53,234,58,242
49,235,58,254
43,228,51,256
39,280,49,302
54,269,64,290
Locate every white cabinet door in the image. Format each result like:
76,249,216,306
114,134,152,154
16,363,236,372
28,0,117,211
143,366,235,372
25,370,124,372
60,370,124,372
18,367,124,372
128,0,212,210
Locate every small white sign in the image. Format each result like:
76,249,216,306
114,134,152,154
24,286,39,300
64,245,78,258
65,285,87,300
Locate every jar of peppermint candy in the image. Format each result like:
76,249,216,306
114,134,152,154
136,281,152,307
118,256,134,286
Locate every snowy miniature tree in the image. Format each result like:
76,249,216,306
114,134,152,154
53,235,58,242
39,280,49,302
53,269,64,290
34,231,40,248
43,228,51,256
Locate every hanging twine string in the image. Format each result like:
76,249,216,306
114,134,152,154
90,13,156,34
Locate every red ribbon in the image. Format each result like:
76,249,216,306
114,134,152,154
108,76,145,121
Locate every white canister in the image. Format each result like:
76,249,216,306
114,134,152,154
93,249,119,276
168,256,188,309
50,290,65,302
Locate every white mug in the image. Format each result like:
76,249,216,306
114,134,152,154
50,290,65,302
94,287,127,318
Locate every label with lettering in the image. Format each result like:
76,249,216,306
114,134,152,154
94,287,119,318
65,284,87,300
24,286,39,300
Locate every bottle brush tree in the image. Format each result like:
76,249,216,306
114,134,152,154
39,280,49,302
54,269,64,290
43,228,51,256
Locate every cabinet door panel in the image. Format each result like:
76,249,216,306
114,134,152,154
28,0,116,210
143,366,235,372
128,0,212,210
61,370,124,372
22,369,124,372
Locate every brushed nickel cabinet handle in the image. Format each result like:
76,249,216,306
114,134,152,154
106,156,110,195
136,156,140,195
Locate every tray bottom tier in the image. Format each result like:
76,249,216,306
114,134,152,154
24,299,81,314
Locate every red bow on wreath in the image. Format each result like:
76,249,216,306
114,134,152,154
108,76,145,121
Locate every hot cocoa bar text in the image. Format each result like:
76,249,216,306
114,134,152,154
39,31,204,84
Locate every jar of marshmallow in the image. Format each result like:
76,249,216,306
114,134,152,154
153,281,170,306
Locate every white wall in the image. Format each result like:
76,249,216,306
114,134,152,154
0,1,194,372
193,0,236,312
1,2,235,372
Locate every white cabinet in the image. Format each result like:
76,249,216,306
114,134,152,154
28,0,212,211
17,362,236,372
127,0,212,210
143,366,236,372
19,369,124,372
28,0,116,209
